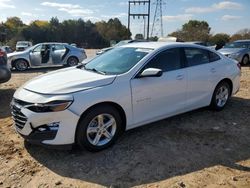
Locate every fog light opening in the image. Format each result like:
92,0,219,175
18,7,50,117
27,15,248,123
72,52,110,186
37,122,60,132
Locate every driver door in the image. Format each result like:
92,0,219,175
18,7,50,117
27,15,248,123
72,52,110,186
130,48,188,125
29,44,43,66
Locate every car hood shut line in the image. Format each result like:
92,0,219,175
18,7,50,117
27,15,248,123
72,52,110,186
23,67,116,94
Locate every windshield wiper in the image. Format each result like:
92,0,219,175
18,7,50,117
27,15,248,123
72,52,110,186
84,67,106,75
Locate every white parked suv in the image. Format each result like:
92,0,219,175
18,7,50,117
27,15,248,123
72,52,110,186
11,42,241,151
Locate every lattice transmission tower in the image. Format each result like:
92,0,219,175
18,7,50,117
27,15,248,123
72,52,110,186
151,0,165,37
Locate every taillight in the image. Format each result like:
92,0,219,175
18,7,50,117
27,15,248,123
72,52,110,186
237,62,241,70
0,50,5,57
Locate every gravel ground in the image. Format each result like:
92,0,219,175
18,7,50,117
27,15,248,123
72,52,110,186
0,50,249,188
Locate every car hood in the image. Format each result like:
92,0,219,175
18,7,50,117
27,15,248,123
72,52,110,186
218,48,245,55
7,51,27,57
23,67,116,94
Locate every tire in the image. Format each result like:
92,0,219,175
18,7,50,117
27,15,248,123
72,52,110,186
241,55,249,65
67,56,79,67
210,81,231,111
15,59,28,71
76,105,122,152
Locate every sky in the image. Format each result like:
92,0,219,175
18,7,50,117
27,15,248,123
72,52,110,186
0,0,249,37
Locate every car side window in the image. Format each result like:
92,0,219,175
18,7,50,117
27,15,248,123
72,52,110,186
209,51,221,62
144,48,182,72
33,45,43,52
184,48,209,67
53,44,65,51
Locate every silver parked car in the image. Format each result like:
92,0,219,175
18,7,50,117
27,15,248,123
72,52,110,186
8,43,87,71
218,40,250,65
16,41,33,52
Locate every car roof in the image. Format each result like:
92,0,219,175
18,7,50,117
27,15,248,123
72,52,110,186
121,42,210,50
234,39,250,42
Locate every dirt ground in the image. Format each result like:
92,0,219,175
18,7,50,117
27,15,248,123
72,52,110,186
0,50,249,188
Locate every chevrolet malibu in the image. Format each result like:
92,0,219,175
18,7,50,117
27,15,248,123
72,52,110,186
11,42,240,151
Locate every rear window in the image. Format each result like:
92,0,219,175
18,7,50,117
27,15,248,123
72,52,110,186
209,51,221,62
184,48,209,67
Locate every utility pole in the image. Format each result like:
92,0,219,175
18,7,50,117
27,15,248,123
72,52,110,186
128,0,151,39
151,0,165,37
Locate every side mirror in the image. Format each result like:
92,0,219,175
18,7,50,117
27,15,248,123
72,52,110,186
138,68,163,78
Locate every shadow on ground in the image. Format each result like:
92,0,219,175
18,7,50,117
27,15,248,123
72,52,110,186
23,96,250,187
0,89,15,119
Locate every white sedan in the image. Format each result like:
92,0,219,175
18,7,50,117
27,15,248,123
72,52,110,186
11,42,241,151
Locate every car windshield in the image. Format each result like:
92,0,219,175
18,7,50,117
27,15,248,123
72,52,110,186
17,42,29,46
114,40,130,47
224,42,247,48
84,47,152,75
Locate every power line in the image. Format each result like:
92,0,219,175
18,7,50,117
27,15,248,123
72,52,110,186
128,0,151,39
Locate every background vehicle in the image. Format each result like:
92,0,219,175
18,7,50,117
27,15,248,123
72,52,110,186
218,40,250,65
1,46,13,54
8,42,87,71
11,42,240,151
16,41,33,52
0,47,11,83
96,39,146,55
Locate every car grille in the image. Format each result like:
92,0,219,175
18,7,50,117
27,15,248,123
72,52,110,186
11,99,31,130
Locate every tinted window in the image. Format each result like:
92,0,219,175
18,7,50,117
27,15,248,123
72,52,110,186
144,48,182,72
53,44,65,51
209,51,221,62
184,48,209,67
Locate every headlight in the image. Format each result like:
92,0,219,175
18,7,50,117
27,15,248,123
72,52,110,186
27,100,73,113
229,52,241,58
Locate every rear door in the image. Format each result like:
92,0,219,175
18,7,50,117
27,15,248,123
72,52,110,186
184,47,216,109
51,44,66,64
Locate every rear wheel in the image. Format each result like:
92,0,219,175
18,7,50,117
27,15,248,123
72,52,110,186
15,59,28,71
67,56,79,66
210,81,231,111
76,105,122,151
241,55,249,65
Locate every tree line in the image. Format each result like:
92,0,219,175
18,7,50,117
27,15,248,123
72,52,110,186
0,17,131,48
169,20,250,47
0,17,249,49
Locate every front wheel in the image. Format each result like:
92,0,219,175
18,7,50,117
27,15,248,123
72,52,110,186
76,105,122,151
210,81,231,111
15,59,28,71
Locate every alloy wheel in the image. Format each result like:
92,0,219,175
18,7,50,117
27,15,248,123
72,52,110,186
215,85,229,107
86,114,117,146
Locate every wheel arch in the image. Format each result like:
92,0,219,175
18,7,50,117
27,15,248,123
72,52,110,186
75,101,127,141
215,78,233,96
12,58,30,68
67,55,79,63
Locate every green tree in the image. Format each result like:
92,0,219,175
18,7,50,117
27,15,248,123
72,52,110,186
209,33,230,46
169,20,211,42
96,18,131,43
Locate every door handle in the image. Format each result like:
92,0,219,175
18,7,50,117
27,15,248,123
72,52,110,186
176,75,184,80
210,68,216,73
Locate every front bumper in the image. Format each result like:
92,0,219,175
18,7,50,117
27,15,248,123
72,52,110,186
11,98,80,148
224,54,242,62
